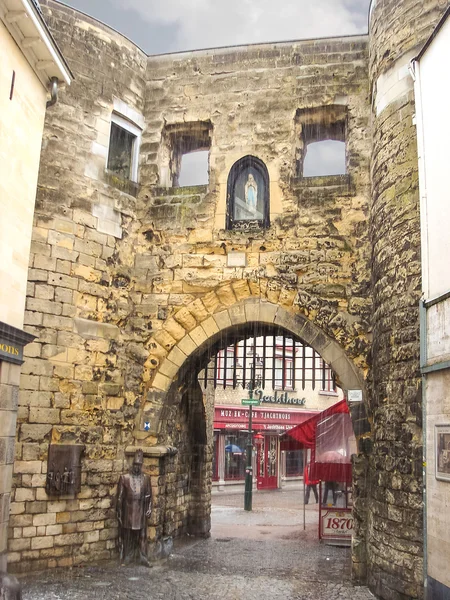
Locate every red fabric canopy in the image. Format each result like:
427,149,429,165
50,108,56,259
280,400,354,483
280,399,349,449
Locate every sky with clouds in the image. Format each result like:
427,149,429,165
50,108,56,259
62,0,371,55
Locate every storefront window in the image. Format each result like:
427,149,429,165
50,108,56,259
285,450,303,477
224,432,248,480
212,432,219,481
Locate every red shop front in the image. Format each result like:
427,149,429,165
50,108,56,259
213,406,317,491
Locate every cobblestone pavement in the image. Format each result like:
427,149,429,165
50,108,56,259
20,489,374,600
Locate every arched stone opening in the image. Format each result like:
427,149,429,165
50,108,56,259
226,155,270,230
143,299,371,571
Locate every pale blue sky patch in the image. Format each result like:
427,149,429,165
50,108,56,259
63,0,371,55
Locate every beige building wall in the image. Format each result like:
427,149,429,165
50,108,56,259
0,19,47,573
0,19,47,329
0,6,70,572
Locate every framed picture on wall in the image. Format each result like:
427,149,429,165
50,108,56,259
435,425,450,482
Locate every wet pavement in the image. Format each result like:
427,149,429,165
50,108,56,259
20,488,374,600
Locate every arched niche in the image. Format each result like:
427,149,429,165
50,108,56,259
226,155,270,230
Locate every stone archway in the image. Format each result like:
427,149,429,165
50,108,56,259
144,295,366,415
137,291,371,571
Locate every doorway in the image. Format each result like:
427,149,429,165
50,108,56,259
257,434,278,490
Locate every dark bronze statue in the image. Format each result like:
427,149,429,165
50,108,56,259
116,449,152,566
0,572,22,600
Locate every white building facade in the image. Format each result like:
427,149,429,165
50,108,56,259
413,8,450,597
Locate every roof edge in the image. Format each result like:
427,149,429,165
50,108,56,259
0,0,73,85
47,0,368,61
414,3,450,62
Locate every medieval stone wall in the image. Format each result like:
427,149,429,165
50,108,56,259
368,1,449,598
8,1,150,571
8,0,374,576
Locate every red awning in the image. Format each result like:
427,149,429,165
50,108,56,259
280,399,354,483
280,399,349,449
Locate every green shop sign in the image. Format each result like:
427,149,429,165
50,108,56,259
255,389,306,406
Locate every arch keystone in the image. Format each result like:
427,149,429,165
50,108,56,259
177,335,197,356
167,346,187,368
173,307,196,332
164,318,186,342
228,304,247,325
201,317,219,338
216,284,237,307
202,291,221,314
213,310,231,330
232,280,252,301
152,372,172,392
189,326,207,347
248,280,261,296
329,355,361,390
273,307,307,337
158,359,179,380
189,299,209,322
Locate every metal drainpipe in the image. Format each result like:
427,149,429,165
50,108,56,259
419,299,428,600
46,77,59,109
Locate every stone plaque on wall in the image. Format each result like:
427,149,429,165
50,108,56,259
45,444,85,496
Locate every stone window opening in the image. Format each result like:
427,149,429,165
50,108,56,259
160,122,211,188
106,112,142,182
296,106,347,178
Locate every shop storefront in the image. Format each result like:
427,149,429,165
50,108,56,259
213,406,317,490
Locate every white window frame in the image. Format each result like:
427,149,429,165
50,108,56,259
319,359,338,395
217,348,235,385
106,112,142,183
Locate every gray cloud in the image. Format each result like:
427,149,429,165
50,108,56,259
63,0,371,55
62,0,181,53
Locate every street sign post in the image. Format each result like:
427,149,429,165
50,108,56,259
243,386,258,511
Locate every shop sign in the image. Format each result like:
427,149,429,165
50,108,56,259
218,422,294,431
0,322,35,365
215,406,316,430
0,338,23,364
320,508,353,542
255,389,306,406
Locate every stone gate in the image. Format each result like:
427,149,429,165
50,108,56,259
7,0,450,598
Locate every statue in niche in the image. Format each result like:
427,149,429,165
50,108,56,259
232,168,264,223
116,449,152,566
244,173,258,212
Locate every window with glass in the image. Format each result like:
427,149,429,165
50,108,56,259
107,113,141,182
285,450,303,477
274,357,294,390
217,347,236,386
224,432,248,480
212,432,219,481
320,359,337,393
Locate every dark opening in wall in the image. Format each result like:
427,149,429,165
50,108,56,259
295,105,347,178
160,122,212,187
